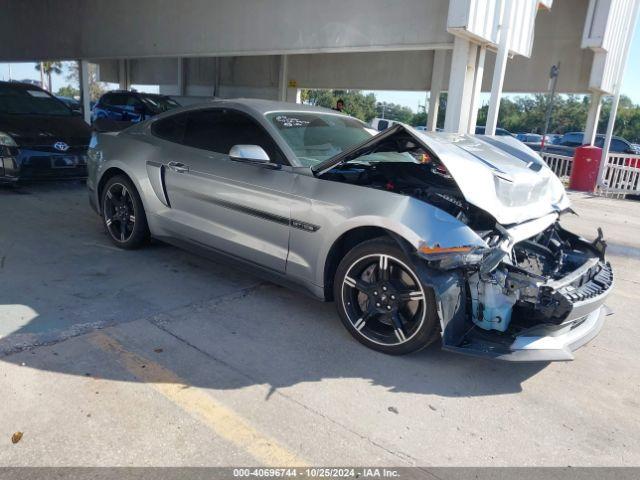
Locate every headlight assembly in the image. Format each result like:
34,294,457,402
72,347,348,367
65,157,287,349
417,243,489,270
0,131,18,148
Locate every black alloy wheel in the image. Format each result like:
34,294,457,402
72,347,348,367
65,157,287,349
101,175,149,249
334,238,440,355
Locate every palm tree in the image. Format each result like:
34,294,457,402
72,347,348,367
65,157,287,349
35,61,63,92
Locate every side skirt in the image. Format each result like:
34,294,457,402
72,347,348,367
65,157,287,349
154,234,327,302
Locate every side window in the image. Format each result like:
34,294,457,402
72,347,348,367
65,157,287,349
182,109,227,151
100,94,114,107
125,95,143,109
151,113,188,144
564,133,583,146
107,94,128,108
103,93,140,111
183,109,286,164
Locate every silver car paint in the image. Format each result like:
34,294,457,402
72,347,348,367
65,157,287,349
89,100,490,297
87,99,611,361
406,128,571,226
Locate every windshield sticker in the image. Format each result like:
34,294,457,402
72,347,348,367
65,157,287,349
273,115,310,128
27,90,50,98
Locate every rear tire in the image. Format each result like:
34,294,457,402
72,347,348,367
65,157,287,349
101,175,149,249
334,238,440,355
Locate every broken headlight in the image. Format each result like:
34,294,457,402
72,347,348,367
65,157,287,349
417,243,489,270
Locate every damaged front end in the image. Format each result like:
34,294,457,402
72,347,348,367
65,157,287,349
318,124,613,361
417,221,613,361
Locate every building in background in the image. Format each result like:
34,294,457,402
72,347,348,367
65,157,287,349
0,0,637,144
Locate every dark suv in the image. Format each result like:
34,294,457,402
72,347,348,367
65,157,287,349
91,91,180,130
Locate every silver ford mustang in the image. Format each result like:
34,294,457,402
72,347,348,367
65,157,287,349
87,99,613,361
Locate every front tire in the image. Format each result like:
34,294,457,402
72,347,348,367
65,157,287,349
334,238,440,355
101,175,149,249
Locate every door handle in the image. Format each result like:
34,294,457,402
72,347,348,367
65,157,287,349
168,161,189,173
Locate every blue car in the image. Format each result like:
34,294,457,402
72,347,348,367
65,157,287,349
91,91,180,130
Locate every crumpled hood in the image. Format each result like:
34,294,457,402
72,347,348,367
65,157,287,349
314,124,571,227
410,129,571,226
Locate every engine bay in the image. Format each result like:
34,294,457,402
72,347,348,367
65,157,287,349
323,160,495,232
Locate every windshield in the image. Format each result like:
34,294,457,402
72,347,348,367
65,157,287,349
266,112,374,167
0,84,73,116
140,95,180,114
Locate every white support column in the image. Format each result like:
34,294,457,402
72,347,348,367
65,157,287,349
80,60,91,125
177,58,186,96
596,0,640,188
213,57,221,97
427,50,446,131
467,45,486,133
279,55,289,102
584,92,602,146
118,59,130,90
285,87,301,104
485,0,513,135
444,37,478,134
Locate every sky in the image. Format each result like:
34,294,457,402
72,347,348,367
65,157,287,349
1,20,638,111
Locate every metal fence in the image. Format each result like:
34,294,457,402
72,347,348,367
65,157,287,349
541,152,573,181
600,154,640,198
539,150,640,199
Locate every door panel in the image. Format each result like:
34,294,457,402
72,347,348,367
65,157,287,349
151,107,302,272
162,148,294,272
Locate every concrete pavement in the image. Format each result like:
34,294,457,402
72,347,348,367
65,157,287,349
0,182,639,466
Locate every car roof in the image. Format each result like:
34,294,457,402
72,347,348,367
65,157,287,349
0,80,48,92
102,90,171,98
163,98,341,117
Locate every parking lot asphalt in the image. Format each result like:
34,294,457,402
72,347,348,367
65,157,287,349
0,181,639,466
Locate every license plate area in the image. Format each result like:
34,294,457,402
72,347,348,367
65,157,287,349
51,155,86,168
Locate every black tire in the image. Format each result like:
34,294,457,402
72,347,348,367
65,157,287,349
334,238,440,355
101,175,149,249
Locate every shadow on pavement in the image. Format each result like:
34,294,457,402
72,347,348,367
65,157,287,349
0,182,547,400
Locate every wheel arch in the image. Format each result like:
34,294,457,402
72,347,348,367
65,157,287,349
322,226,415,301
96,166,133,212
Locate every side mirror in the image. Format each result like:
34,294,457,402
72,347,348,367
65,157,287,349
229,145,278,168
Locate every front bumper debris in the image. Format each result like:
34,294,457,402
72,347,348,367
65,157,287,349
418,222,614,362
443,302,612,362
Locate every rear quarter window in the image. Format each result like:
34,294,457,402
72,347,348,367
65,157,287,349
150,113,188,144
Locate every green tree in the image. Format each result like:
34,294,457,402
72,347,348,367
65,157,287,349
409,93,446,129
56,85,80,98
300,89,377,122
65,61,106,101
375,102,414,123
35,61,63,92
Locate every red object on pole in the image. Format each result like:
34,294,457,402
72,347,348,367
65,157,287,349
569,146,603,192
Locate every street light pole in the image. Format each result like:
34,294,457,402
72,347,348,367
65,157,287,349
541,64,559,152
